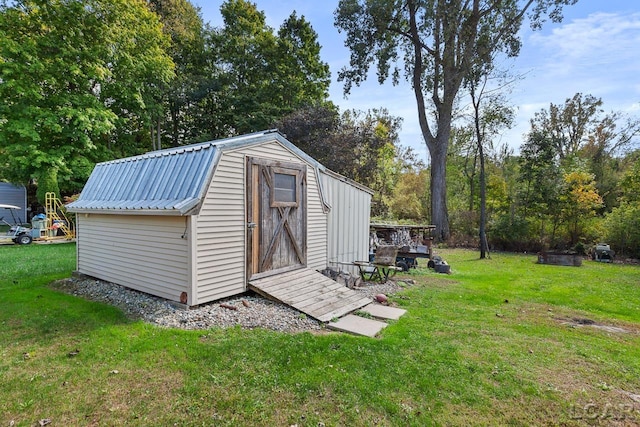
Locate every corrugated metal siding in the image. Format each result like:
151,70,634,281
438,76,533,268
323,173,371,276
194,141,328,305
76,214,189,303
67,143,217,214
0,183,27,222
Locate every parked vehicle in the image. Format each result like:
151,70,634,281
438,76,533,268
592,243,615,262
0,204,32,245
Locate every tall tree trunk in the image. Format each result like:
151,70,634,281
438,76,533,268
471,82,488,259
156,118,161,150
468,163,476,212
478,143,488,259
171,99,179,146
429,142,450,241
408,2,451,242
413,75,452,241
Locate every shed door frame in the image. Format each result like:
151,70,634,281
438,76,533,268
246,156,307,281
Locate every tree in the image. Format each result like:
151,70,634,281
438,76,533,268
530,93,640,211
0,0,174,199
530,92,640,167
148,0,208,149
335,0,576,241
90,0,175,157
467,77,515,258
275,12,331,111
618,153,640,204
209,0,330,135
579,113,640,210
530,93,603,160
275,105,404,215
449,126,478,212
517,130,563,245
210,0,279,134
603,202,640,258
388,168,429,221
274,103,342,170
603,156,640,257
559,170,603,245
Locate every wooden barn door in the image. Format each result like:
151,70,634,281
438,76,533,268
247,157,307,280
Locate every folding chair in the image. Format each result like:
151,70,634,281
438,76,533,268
353,245,402,283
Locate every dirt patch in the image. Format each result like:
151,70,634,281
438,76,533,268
489,301,640,336
573,317,596,325
557,317,632,334
412,274,457,289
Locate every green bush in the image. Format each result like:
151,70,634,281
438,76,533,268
603,201,640,258
488,213,539,252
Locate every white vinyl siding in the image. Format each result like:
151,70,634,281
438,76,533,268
70,134,372,308
323,173,372,276
76,214,189,302
193,153,246,304
194,141,328,305
306,169,328,271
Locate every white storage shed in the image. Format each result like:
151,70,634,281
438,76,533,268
67,131,372,310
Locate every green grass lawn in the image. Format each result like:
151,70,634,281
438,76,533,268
1,244,639,426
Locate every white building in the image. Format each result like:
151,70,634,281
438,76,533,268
67,131,372,311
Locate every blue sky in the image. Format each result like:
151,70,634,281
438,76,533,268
193,0,640,161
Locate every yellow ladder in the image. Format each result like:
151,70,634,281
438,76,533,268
45,192,75,239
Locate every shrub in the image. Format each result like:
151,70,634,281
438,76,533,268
603,202,640,258
488,213,538,252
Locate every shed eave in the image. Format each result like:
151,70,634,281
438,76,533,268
320,168,374,195
66,207,192,216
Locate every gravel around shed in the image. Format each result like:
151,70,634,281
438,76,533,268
51,276,408,333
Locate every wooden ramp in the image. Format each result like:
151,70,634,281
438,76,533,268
249,269,371,322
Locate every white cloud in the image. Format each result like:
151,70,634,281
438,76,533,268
527,12,640,87
531,12,640,60
498,11,640,151
627,102,640,112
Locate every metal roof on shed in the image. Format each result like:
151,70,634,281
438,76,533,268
67,140,218,215
67,130,372,215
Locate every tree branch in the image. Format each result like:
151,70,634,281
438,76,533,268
407,0,434,145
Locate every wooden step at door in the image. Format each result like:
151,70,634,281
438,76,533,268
249,268,372,322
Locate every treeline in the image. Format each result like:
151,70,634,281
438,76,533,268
1,1,638,257
396,93,639,258
0,0,409,208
